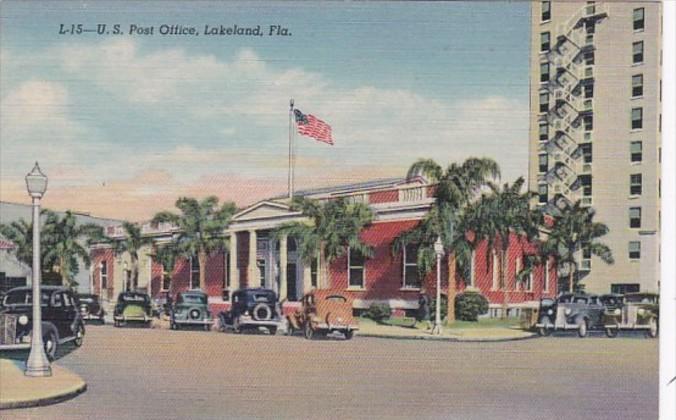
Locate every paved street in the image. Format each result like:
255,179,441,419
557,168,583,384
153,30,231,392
3,325,658,420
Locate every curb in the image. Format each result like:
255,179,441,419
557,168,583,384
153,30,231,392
0,382,87,410
357,332,538,343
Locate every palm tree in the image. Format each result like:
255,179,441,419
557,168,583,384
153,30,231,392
273,196,374,288
41,210,105,289
0,219,35,268
152,242,179,293
462,177,540,318
109,221,153,292
393,157,500,322
540,200,613,292
151,196,238,290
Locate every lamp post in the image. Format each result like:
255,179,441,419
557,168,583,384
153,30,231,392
432,237,444,335
24,162,51,377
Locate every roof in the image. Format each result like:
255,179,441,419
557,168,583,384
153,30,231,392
270,177,407,200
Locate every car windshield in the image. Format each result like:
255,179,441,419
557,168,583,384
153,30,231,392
573,297,588,304
325,295,347,303
250,293,273,302
626,295,656,304
3,290,50,306
179,294,207,304
558,295,573,303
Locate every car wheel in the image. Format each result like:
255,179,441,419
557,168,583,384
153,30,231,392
43,330,58,361
605,326,619,338
345,330,354,340
204,324,211,332
648,318,658,338
577,319,588,338
303,322,314,340
268,326,277,335
73,324,85,347
537,318,552,337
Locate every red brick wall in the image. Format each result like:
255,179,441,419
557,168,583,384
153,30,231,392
369,190,399,204
237,231,249,288
91,248,115,301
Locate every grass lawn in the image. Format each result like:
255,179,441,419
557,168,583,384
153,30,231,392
358,316,521,330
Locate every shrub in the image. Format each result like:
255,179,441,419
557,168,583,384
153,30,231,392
365,303,392,323
430,294,448,322
455,292,489,321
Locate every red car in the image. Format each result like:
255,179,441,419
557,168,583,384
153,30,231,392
287,289,358,340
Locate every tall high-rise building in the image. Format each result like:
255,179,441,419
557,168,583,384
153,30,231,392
528,1,662,294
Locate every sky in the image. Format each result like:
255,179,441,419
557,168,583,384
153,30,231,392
0,1,531,221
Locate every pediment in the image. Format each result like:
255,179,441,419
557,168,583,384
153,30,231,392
232,201,300,222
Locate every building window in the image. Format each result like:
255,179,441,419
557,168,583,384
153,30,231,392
633,8,645,31
538,184,548,204
631,141,643,162
348,248,365,289
628,241,641,260
541,1,551,21
584,51,595,65
631,107,643,129
526,271,533,292
515,256,522,291
544,260,550,293
223,252,229,289
584,83,594,99
491,251,499,290
402,244,420,289
538,154,548,173
540,62,550,82
583,115,593,131
611,283,640,294
539,122,548,141
579,175,592,197
540,32,550,52
310,257,318,289
581,244,592,271
629,207,641,228
100,261,108,290
190,256,200,289
539,92,549,113
630,174,642,195
580,143,592,163
633,41,644,64
632,74,643,97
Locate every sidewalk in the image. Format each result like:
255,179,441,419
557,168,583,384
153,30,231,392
0,359,87,410
356,318,536,342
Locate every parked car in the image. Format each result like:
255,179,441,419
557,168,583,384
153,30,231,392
603,292,659,338
218,288,285,334
0,286,85,360
77,293,105,324
170,290,213,331
287,289,358,340
113,291,153,327
535,293,605,337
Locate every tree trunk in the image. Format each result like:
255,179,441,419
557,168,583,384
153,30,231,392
319,243,328,289
568,263,575,293
199,249,208,291
447,252,456,324
132,258,139,291
60,256,70,289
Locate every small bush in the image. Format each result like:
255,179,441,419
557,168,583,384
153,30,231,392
455,292,489,321
430,294,448,322
365,303,392,323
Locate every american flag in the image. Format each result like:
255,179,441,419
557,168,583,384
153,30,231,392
294,109,334,145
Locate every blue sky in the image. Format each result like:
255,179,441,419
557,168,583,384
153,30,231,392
0,1,531,220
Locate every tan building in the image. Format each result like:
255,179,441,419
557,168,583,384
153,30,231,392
528,1,662,294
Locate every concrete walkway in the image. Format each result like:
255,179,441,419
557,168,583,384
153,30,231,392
357,320,536,342
0,359,87,410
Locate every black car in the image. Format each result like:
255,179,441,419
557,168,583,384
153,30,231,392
113,291,153,327
77,293,106,324
535,293,605,337
0,286,85,360
218,288,285,334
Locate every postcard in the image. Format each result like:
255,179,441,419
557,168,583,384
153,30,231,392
0,1,674,419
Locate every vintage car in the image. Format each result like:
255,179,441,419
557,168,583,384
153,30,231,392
218,288,285,334
77,293,106,324
113,291,153,327
0,286,85,360
535,293,605,337
288,289,358,340
170,290,213,331
603,292,659,338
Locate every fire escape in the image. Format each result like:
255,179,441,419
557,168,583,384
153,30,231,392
539,3,607,211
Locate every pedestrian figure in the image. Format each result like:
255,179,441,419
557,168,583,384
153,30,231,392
416,287,432,330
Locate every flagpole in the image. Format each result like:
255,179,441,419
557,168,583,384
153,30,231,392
288,98,295,199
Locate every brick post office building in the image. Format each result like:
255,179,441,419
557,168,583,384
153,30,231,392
90,177,557,317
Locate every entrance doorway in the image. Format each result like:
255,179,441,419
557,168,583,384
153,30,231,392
286,263,297,301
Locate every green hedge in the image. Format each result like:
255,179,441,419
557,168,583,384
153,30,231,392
364,303,392,323
455,292,489,321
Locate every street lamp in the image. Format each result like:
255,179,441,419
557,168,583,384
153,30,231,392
432,237,444,335
24,162,51,377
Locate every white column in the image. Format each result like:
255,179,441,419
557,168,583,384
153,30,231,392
247,230,258,287
302,261,312,294
229,232,239,291
279,235,288,300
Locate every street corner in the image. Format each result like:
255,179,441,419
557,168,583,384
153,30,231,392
0,358,87,410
